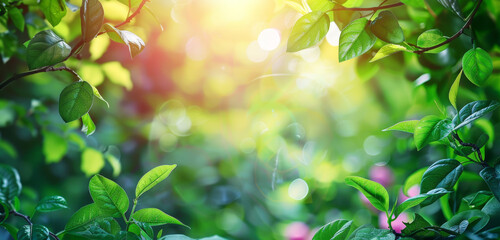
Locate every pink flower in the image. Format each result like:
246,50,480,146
378,212,409,233
285,222,310,240
369,166,394,187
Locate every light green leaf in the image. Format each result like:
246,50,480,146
132,208,187,227
382,120,419,133
442,210,489,233
81,113,96,136
89,175,129,218
417,29,448,54
480,166,500,203
394,188,450,217
8,7,25,31
449,70,462,110
81,148,105,177
287,11,330,52
401,0,426,8
420,159,463,207
453,101,499,130
0,164,22,203
65,203,105,232
40,0,67,27
104,23,146,58
403,168,427,196
462,48,493,86
312,219,353,240
117,0,142,8
90,84,109,108
338,18,376,62
42,130,68,163
26,30,71,69
36,195,68,212
81,0,104,42
104,146,121,177
370,44,409,62
136,165,177,198
345,176,389,212
59,81,94,123
370,11,404,43
414,116,454,150
102,62,133,90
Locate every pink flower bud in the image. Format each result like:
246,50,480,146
369,165,394,187
285,222,310,240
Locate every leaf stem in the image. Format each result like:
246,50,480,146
126,198,138,231
413,0,483,54
10,210,61,240
327,2,404,12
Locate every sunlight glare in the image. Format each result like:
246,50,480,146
288,178,309,200
247,41,268,62
258,28,281,51
326,22,341,46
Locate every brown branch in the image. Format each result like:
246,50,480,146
10,210,61,240
0,66,79,90
328,2,404,12
414,0,483,54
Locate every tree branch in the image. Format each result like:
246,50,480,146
328,2,404,12
414,0,483,54
10,210,61,240
0,66,79,90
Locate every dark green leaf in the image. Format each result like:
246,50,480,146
103,23,146,58
80,0,104,42
132,208,187,227
17,224,49,240
351,228,395,240
312,219,353,240
370,11,404,43
345,176,389,212
287,11,329,52
135,165,177,199
453,101,499,130
59,81,94,123
442,210,489,233
0,164,21,203
394,188,450,217
40,0,67,27
480,166,500,203
26,30,71,69
81,113,96,136
403,168,427,196
115,231,141,240
338,18,376,62
65,203,105,232
417,29,448,54
382,120,419,133
420,159,463,206
36,195,68,212
402,214,432,236
414,116,454,150
67,221,115,240
89,175,129,218
463,191,493,208
8,7,25,31
437,0,464,19
462,48,493,86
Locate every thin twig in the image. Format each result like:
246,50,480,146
10,210,61,240
327,2,404,12
0,66,79,90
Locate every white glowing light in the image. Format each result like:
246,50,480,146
326,22,341,46
298,46,320,63
258,28,281,51
288,178,309,200
247,41,268,62
186,37,207,61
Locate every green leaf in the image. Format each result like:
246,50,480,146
382,120,418,133
462,48,493,86
338,18,376,62
81,148,105,177
420,159,463,206
442,210,489,233
17,224,49,240
132,208,186,227
115,231,141,240
416,29,448,54
480,166,500,203
40,0,67,27
136,165,177,199
437,0,464,19
42,130,68,163
345,176,389,212
414,116,454,150
89,174,129,218
453,101,499,130
351,228,395,240
104,146,121,177
402,214,432,236
81,113,96,136
312,219,353,240
0,164,21,203
403,168,427,196
65,203,106,232
370,11,404,43
59,81,94,123
394,188,450,217
26,30,71,69
463,191,493,208
307,0,334,19
80,0,104,42
102,62,133,90
287,11,329,52
8,7,25,31
90,85,109,108
116,0,142,8
449,70,462,110
36,195,68,212
103,23,146,58
370,44,409,62
400,0,426,8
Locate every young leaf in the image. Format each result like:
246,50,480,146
81,113,96,136
136,165,177,198
420,159,462,206
81,148,105,177
414,116,454,150
370,11,404,43
382,120,419,133
441,210,489,233
394,188,450,217
40,0,67,27
345,176,389,212
462,48,493,86
338,18,376,62
351,228,394,240
132,208,187,227
91,85,110,108
81,0,104,42
104,23,146,58
449,70,462,110
89,175,129,217
287,11,330,52
403,168,427,196
65,203,105,232
7,7,25,31
416,29,448,53
35,195,68,212
0,164,22,203
312,219,353,240
59,81,94,123
26,30,71,69
480,166,500,202
437,0,464,19
370,44,410,62
453,101,499,130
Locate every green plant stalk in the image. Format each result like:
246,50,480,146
126,198,138,231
